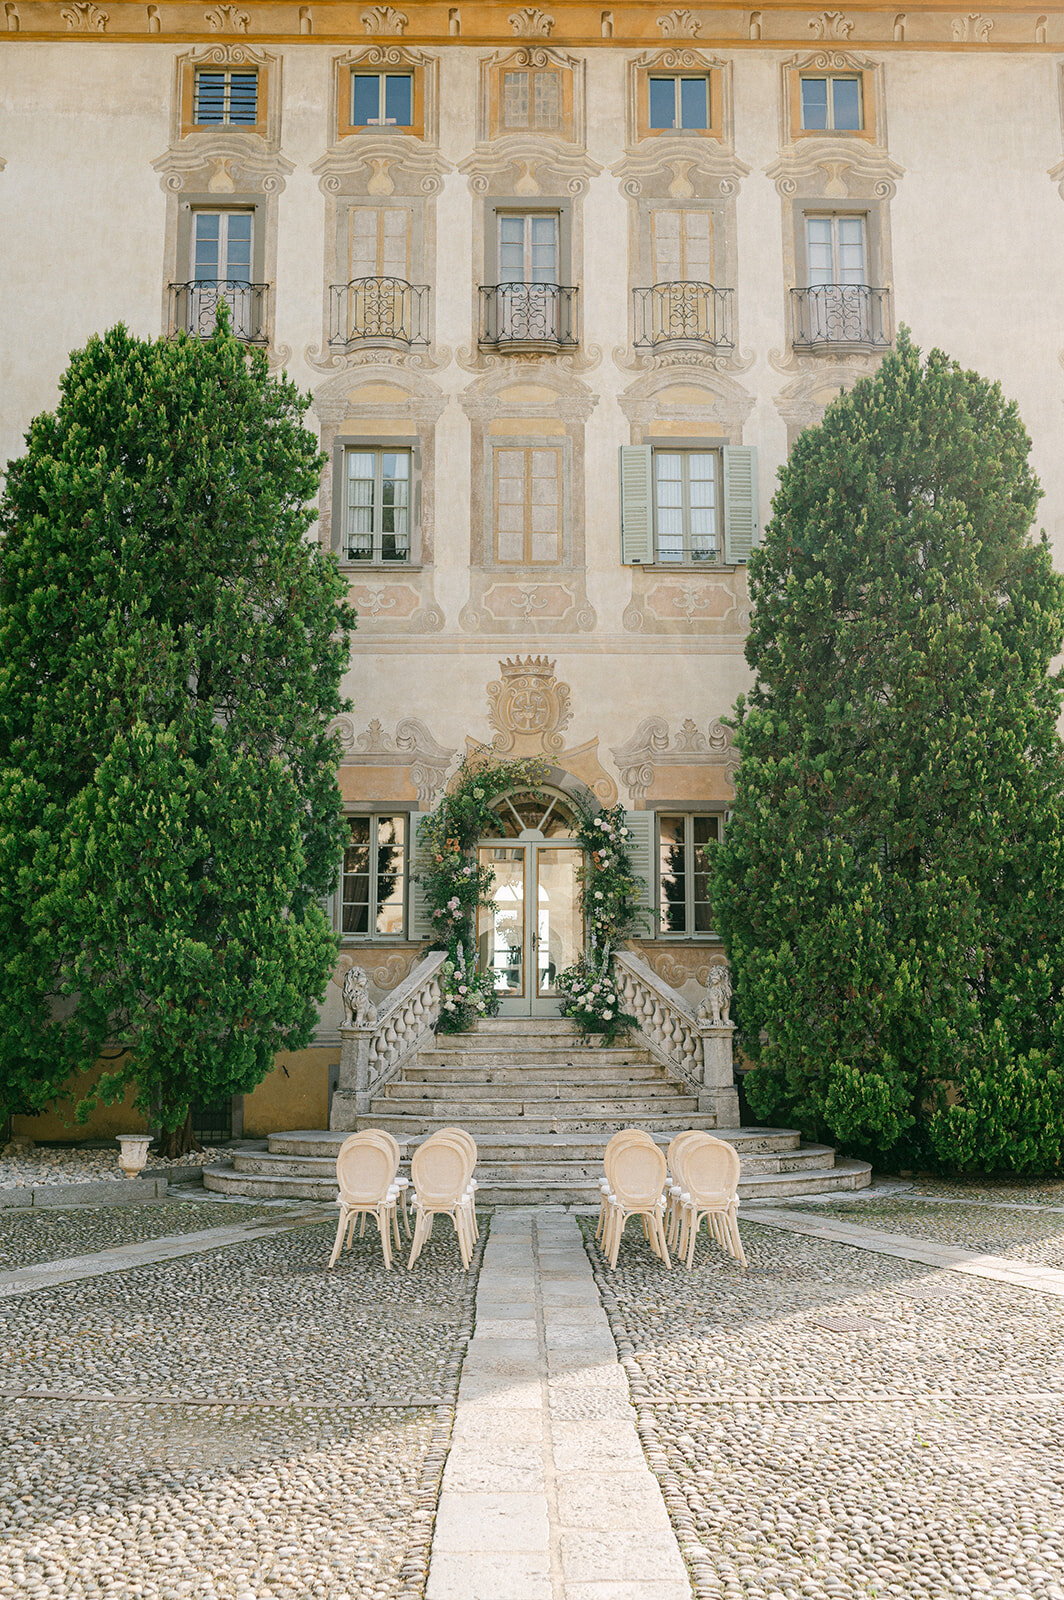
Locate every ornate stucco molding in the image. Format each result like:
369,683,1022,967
459,134,601,198
612,716,737,806
618,363,755,437
486,654,573,755
613,140,749,201
330,716,456,805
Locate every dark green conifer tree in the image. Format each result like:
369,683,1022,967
0,319,354,1152
713,330,1064,1174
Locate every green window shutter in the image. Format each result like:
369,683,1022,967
408,811,434,941
723,445,758,564
619,445,653,564
623,810,655,916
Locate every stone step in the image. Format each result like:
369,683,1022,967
404,1063,664,1084
369,1095,699,1120
202,1153,871,1205
266,1127,806,1159
229,1141,836,1183
380,1079,687,1104
415,1047,657,1067
357,1110,722,1135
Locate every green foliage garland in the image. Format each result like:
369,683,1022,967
711,328,1064,1175
0,318,353,1141
555,804,647,1043
416,750,551,1030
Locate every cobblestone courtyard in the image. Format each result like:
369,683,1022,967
1,1185,1062,1599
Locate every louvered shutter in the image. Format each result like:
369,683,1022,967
619,445,653,564
623,810,655,917
723,445,758,564
408,810,435,941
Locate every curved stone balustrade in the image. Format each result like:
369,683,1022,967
330,950,447,1130
614,949,740,1127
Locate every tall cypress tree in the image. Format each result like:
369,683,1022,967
713,330,1064,1174
0,320,353,1151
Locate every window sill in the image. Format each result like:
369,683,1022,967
339,562,424,573
626,561,740,573
339,936,421,946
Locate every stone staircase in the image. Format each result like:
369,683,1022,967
204,1018,871,1204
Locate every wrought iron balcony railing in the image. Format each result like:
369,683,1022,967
633,282,735,352
169,279,269,344
791,284,891,352
329,276,430,349
479,282,578,349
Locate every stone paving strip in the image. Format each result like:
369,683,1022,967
741,1204,1064,1296
0,1196,285,1272
0,1203,327,1297
426,1207,693,1600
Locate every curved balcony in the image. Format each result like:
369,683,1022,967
633,282,735,353
169,279,269,345
479,282,578,351
791,284,891,353
329,276,430,351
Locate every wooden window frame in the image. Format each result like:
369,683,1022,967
338,65,425,140
340,812,409,942
652,447,723,566
492,442,564,567
490,59,575,139
180,61,269,140
656,812,723,939
637,66,723,142
787,63,875,143
332,436,422,568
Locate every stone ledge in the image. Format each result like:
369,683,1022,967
0,1174,171,1209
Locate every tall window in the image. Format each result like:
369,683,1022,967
351,72,413,128
805,215,867,285
494,446,562,564
799,74,862,131
499,213,559,285
192,209,253,284
502,68,561,130
193,69,258,126
648,75,709,131
342,815,407,937
653,449,720,563
658,814,720,935
342,448,411,562
651,208,713,282
349,207,411,281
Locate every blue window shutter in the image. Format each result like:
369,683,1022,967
723,445,758,564
408,811,434,941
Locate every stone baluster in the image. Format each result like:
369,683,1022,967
331,950,448,1130
614,949,740,1127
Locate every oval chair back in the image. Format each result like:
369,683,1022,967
336,1135,398,1206
411,1138,472,1209
607,1139,667,1208
683,1136,741,1202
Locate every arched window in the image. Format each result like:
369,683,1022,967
485,789,581,839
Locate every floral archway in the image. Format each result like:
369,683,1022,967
416,749,648,1036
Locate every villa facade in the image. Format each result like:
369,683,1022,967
3,0,1064,1136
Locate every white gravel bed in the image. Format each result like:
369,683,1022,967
0,1198,283,1272
0,1145,218,1190
583,1217,1064,1600
0,1399,444,1600
1,1215,483,1405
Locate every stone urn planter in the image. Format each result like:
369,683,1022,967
117,1134,153,1179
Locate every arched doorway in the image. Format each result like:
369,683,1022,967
475,787,585,1016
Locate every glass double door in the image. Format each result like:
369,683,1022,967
476,842,584,1016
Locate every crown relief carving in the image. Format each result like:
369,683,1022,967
487,656,572,755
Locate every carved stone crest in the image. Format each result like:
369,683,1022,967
698,963,733,1027
361,4,407,32
509,5,554,35
487,656,573,756
341,966,379,1029
657,8,702,36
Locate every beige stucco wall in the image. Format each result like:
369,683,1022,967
3,26,1063,1113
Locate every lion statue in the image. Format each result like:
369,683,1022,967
697,964,733,1027
341,965,378,1029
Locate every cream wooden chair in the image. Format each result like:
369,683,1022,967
676,1135,747,1271
602,1137,670,1269
408,1132,476,1271
596,1128,655,1244
327,1132,401,1270
434,1126,480,1241
665,1131,706,1252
